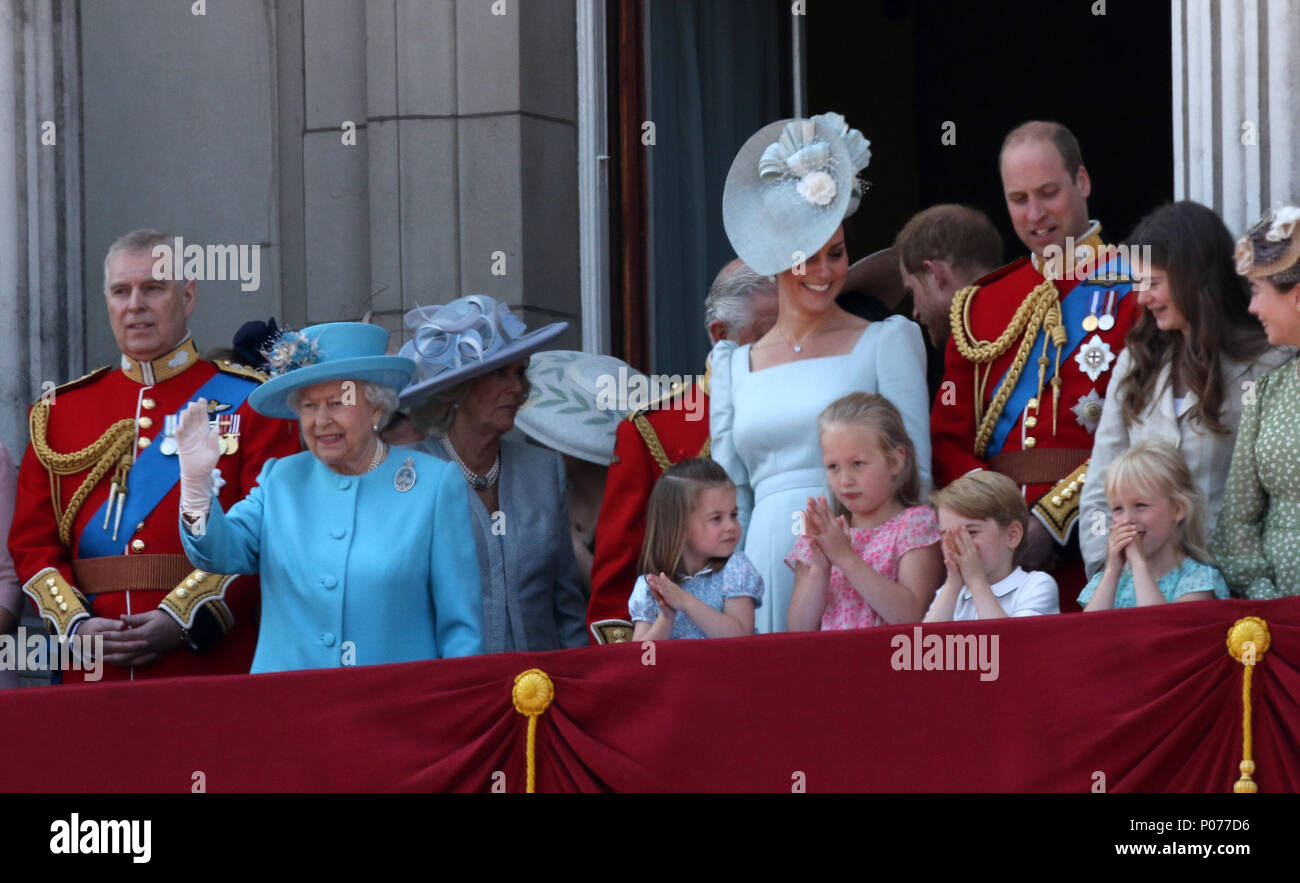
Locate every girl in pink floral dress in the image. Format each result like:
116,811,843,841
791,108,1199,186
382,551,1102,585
786,393,943,630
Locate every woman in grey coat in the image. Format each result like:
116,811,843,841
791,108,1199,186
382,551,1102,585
397,296,587,653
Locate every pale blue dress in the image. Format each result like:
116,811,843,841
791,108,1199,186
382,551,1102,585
709,316,932,634
1078,556,1229,608
627,551,764,639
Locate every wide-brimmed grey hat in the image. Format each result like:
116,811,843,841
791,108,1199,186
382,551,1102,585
722,112,872,277
397,294,567,410
514,350,643,465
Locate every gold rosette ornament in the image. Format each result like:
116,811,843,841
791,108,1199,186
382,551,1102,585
1225,617,1270,793
512,668,555,793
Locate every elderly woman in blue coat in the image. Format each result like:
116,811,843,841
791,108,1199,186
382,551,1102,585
397,296,587,653
177,322,483,673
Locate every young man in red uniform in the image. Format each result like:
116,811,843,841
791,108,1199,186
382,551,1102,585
8,229,301,682
930,122,1139,611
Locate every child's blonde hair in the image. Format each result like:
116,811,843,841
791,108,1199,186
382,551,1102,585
930,471,1030,556
639,458,736,577
1103,440,1211,563
817,392,922,514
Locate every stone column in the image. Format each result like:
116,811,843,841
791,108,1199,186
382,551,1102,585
0,0,83,685
296,0,580,349
1173,0,1300,234
0,0,84,460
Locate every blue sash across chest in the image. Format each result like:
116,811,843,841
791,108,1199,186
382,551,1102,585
77,372,255,558
987,255,1134,457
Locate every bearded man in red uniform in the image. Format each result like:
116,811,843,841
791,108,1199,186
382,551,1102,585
8,229,301,682
930,122,1139,611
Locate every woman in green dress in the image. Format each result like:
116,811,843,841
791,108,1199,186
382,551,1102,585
1212,206,1300,598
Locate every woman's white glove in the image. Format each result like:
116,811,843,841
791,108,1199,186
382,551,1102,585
177,399,222,517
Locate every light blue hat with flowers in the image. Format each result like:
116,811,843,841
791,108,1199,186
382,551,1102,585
248,322,416,420
722,111,872,276
397,294,568,410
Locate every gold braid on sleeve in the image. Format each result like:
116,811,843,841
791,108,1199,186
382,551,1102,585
29,401,135,547
949,279,1064,458
633,414,674,474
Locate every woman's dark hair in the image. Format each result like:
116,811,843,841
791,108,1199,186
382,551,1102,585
1118,201,1269,434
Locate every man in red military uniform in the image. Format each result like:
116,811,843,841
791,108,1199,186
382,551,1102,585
8,229,301,682
930,122,1139,611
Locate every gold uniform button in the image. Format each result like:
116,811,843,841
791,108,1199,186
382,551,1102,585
1024,436,1037,449
1025,416,1038,429
1027,397,1040,410
176,588,190,599
194,571,206,579
45,577,56,587
138,416,153,429
137,436,151,449
59,602,68,612
142,398,156,409
1052,496,1062,506
184,579,196,588
131,539,145,552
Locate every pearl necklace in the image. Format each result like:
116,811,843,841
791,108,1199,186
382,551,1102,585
440,436,501,489
365,440,387,473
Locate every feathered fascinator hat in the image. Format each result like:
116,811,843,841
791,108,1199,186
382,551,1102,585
1235,205,1300,286
722,111,872,276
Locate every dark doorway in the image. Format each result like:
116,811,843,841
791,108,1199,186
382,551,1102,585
807,0,1174,264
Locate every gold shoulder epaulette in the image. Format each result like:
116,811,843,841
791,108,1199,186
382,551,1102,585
214,359,269,383
623,375,696,422
34,366,112,404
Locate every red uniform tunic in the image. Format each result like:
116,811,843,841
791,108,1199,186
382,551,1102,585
930,228,1138,608
8,338,301,681
587,376,710,641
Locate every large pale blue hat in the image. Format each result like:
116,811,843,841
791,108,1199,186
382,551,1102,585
722,112,872,276
397,295,568,409
248,322,415,420
514,350,642,465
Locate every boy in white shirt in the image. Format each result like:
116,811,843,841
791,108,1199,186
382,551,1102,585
924,471,1059,620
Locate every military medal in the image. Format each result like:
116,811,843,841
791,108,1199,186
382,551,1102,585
1071,389,1104,434
394,457,417,492
220,414,241,456
1081,291,1100,332
159,414,180,456
1074,334,1116,382
1097,290,1117,331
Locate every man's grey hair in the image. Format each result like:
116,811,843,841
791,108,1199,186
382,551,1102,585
287,380,399,429
703,261,776,338
103,229,173,292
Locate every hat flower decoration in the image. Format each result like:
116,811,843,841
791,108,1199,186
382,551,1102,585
397,294,568,408
1235,204,1300,278
722,111,872,277
262,329,321,377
